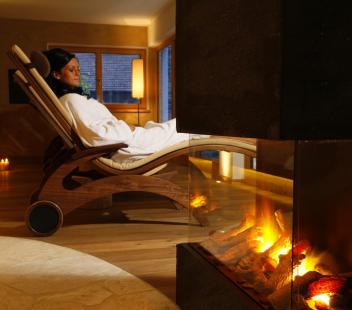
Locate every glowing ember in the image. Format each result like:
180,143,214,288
306,276,346,310
309,277,345,297
307,293,332,309
190,195,207,208
293,240,311,256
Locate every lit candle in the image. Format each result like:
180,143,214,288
0,158,9,171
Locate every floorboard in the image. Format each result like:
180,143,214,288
0,159,254,302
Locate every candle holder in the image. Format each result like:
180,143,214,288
0,158,10,171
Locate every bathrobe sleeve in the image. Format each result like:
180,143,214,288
59,93,133,147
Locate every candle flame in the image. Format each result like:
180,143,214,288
0,158,10,171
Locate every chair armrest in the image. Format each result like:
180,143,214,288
72,143,128,161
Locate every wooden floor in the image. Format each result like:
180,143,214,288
0,159,255,302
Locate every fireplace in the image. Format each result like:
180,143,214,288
177,139,352,309
175,0,352,309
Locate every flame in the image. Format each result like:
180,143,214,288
293,252,324,278
249,203,292,266
307,293,331,309
190,195,207,208
253,201,281,252
254,224,279,253
251,202,291,265
269,238,291,265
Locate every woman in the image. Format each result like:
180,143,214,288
43,48,190,160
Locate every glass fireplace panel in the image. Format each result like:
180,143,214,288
185,138,352,309
187,137,295,309
292,140,352,310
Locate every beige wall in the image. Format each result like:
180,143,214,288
0,18,157,157
148,0,175,47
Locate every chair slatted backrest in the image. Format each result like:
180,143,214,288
13,71,75,149
8,45,85,151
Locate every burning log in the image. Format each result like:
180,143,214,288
274,209,289,233
215,228,256,262
202,224,256,256
199,203,352,310
216,240,251,264
230,251,289,295
265,251,292,291
230,252,272,293
308,276,346,298
229,234,293,295
268,271,322,310
264,232,291,264
306,276,347,310
208,213,255,243
266,240,317,293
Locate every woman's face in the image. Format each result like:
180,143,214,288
54,58,81,87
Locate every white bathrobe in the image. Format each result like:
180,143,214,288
59,93,190,159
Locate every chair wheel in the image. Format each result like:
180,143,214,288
26,201,63,236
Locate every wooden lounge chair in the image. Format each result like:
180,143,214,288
8,45,257,236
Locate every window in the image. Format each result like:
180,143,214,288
157,38,174,122
75,52,96,99
48,46,146,112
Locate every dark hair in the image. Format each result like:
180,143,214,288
43,48,75,73
43,48,88,98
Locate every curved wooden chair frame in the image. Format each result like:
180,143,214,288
8,45,257,236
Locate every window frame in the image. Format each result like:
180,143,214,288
48,45,147,112
156,36,175,122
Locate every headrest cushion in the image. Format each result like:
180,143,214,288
30,51,51,78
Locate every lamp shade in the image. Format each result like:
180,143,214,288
132,58,144,99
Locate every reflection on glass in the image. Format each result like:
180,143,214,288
189,138,294,308
75,53,97,99
102,53,140,104
159,45,172,122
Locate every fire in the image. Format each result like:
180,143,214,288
254,224,278,253
307,293,332,309
251,208,291,265
190,194,207,208
252,203,282,253
294,252,323,278
306,277,345,310
268,237,291,265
